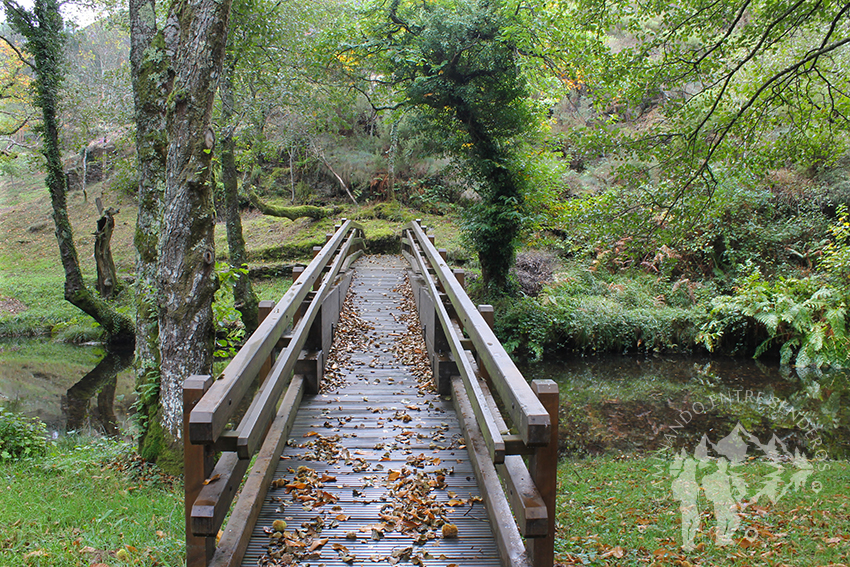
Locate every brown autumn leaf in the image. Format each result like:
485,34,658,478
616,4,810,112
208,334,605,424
601,545,625,558
202,474,221,485
308,538,329,553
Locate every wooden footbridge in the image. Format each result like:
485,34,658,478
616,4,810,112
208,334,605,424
183,220,559,567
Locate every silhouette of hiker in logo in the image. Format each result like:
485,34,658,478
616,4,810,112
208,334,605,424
671,451,700,550
702,458,740,546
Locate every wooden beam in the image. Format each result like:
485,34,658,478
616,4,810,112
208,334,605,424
406,222,550,446
209,376,305,567
451,376,533,567
527,380,559,567
191,452,251,537
499,456,548,538
406,230,505,463
184,375,215,567
189,221,357,444
230,233,355,458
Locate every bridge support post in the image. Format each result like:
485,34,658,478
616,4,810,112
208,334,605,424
258,300,275,381
184,375,215,567
432,318,456,396
527,379,559,567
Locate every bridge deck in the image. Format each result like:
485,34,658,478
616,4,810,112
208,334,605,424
241,256,501,566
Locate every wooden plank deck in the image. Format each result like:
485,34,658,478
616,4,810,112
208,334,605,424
241,256,501,566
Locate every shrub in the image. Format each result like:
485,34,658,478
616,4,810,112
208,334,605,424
0,407,48,460
699,265,849,368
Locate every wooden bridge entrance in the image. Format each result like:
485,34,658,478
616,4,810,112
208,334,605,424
183,221,559,567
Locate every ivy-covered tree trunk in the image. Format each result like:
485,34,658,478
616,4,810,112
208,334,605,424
3,0,135,346
129,0,169,463
355,0,534,292
156,0,232,436
220,57,259,334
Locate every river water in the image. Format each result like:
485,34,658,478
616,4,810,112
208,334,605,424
1,339,847,460
0,338,136,437
519,354,850,459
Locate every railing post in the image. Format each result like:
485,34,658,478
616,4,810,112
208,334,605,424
292,266,305,325
258,300,275,381
184,375,215,567
527,379,559,567
478,304,494,329
453,269,465,290
477,304,494,383
311,246,323,291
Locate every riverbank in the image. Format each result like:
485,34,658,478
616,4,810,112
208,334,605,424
556,455,850,566
0,436,183,566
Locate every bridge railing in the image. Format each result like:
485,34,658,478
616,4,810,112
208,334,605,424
402,219,559,567
183,219,364,567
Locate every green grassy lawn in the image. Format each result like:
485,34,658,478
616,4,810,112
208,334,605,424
0,437,183,567
556,455,850,566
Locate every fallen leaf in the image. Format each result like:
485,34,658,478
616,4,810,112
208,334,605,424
203,474,221,485
602,545,625,558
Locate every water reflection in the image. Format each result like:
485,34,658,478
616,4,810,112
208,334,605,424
64,346,133,435
0,338,137,435
519,355,850,458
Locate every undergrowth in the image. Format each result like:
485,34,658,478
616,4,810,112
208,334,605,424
494,264,709,360
0,434,183,566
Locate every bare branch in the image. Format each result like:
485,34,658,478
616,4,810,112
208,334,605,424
0,33,35,70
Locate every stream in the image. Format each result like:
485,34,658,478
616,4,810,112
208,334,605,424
0,338,136,437
519,354,850,459
1,339,847,461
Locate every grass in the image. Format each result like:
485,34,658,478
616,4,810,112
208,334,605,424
0,435,183,567
0,163,464,338
556,455,850,566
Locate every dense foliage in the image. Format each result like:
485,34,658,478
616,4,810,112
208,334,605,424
1,0,848,369
0,407,47,460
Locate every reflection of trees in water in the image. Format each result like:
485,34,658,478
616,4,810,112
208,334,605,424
63,347,133,435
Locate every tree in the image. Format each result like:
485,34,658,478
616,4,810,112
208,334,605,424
561,0,850,240
219,52,259,334
346,0,540,290
2,0,135,346
129,0,168,462
129,0,232,466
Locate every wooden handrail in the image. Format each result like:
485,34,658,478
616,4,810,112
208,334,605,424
401,220,558,567
404,227,506,463
404,221,550,444
183,219,364,567
188,219,362,445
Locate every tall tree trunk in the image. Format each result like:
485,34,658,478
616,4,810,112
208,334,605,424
220,56,259,335
156,0,233,436
129,0,169,462
3,0,135,346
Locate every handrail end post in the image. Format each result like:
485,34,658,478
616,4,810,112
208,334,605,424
184,375,216,567
527,379,559,567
